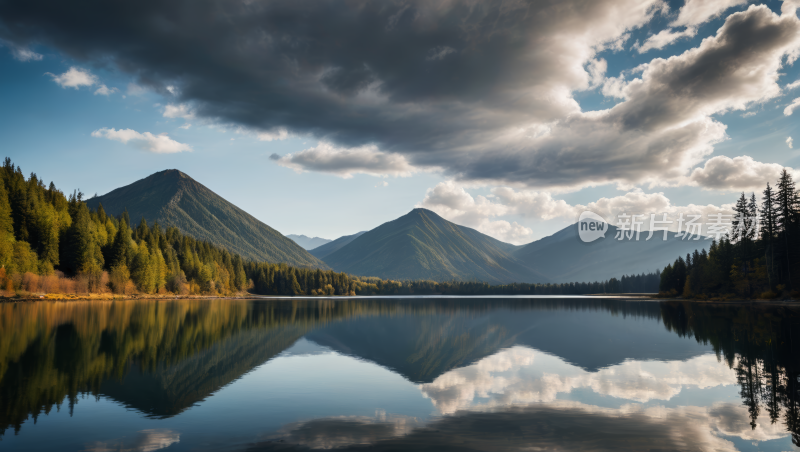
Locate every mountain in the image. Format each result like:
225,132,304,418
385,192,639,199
286,234,331,250
320,208,547,283
309,231,366,260
514,223,707,283
306,299,709,381
99,327,307,418
86,170,326,268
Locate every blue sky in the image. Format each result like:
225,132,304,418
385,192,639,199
1,0,799,243
0,52,443,238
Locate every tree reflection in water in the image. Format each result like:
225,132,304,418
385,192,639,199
0,298,798,450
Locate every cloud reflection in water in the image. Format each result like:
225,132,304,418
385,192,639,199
252,346,793,451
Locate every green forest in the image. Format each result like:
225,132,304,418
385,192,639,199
660,169,800,299
0,158,657,297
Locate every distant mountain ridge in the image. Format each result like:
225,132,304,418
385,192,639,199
310,231,366,260
513,223,706,283
322,208,547,284
86,170,327,268
317,208,706,284
287,234,331,250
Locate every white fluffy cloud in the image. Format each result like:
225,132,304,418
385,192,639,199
271,142,416,179
91,127,192,153
163,103,194,119
441,3,800,191
46,67,97,89
785,97,800,115
415,181,534,243
672,0,747,28
688,155,797,191
93,84,118,96
636,0,747,53
634,27,697,53
788,137,794,149
419,181,738,242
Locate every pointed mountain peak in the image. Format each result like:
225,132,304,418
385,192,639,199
405,207,446,223
409,207,438,216
148,169,193,182
86,170,326,268
321,207,544,283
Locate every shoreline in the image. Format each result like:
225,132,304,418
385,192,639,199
0,293,252,302
2,293,797,304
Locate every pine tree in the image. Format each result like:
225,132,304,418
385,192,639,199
0,181,14,270
151,246,167,293
120,209,130,230
288,270,303,295
0,181,13,238
131,241,154,293
233,257,246,291
732,192,749,244
747,193,758,242
62,203,103,276
776,169,798,289
97,203,107,224
109,219,131,269
760,183,777,288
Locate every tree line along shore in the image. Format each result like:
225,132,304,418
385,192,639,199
660,169,800,301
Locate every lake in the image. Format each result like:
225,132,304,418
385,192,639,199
1,297,799,451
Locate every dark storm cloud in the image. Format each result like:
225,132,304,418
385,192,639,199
0,0,595,145
2,0,799,189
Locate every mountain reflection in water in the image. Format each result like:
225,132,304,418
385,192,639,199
0,298,798,451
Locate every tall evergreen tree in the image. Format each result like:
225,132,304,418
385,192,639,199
108,218,132,269
761,183,777,288
62,203,103,275
732,192,749,244
776,169,798,289
0,181,14,270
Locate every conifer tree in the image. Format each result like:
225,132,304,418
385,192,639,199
131,241,154,293
109,219,131,269
0,181,13,238
776,169,798,288
62,203,103,276
747,193,758,242
151,246,167,293
0,181,14,270
121,209,130,229
732,192,749,244
761,183,777,287
97,203,107,224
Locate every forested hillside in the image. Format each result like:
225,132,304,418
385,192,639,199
86,169,325,268
659,169,800,299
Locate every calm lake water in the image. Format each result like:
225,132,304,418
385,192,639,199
1,297,799,451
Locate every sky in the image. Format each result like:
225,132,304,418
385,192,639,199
1,0,799,244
